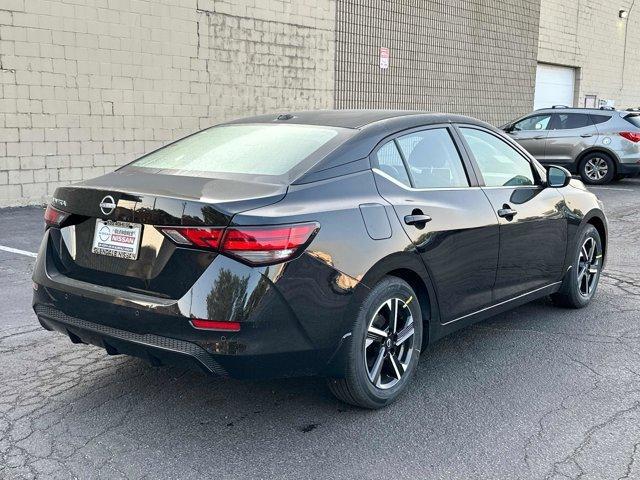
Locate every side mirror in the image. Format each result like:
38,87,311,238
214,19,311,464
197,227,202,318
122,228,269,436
547,165,571,188
503,124,514,133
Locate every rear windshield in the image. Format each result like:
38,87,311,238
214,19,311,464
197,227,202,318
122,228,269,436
624,114,640,128
124,124,349,179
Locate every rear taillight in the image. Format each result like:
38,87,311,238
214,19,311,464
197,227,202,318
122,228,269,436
620,131,640,143
160,227,224,249
44,205,68,228
159,222,319,265
221,224,320,265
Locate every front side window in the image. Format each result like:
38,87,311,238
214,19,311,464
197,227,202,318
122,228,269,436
374,141,411,187
551,113,592,130
396,128,469,188
126,124,345,178
513,114,552,131
460,128,536,187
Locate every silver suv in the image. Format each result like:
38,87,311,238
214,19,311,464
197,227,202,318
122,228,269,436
502,106,640,184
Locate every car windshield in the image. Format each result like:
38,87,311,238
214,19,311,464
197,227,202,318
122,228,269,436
124,123,348,179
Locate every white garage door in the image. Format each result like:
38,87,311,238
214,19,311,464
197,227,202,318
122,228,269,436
533,64,575,110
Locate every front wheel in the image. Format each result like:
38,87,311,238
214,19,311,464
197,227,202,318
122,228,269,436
551,224,603,308
327,277,423,409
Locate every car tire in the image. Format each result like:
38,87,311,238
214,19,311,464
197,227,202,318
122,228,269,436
551,224,603,309
327,277,423,409
578,153,616,185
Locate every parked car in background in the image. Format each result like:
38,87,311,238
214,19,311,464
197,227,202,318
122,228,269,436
33,110,608,409
502,106,640,185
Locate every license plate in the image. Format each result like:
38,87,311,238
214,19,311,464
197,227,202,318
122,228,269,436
92,220,142,260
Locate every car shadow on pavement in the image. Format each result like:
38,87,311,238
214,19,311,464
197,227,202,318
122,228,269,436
43,296,560,428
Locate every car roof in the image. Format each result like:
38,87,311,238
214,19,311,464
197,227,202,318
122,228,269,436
223,109,499,184
223,109,490,130
533,107,621,115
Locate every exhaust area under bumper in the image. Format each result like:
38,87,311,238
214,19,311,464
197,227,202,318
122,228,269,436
35,304,229,376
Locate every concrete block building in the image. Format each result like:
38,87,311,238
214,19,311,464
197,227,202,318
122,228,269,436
0,0,638,206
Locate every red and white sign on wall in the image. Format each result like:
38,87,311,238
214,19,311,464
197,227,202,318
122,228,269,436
379,47,389,69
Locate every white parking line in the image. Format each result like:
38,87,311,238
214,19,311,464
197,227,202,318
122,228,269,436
0,245,37,258
588,186,633,192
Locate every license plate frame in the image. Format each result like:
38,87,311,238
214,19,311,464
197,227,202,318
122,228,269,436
91,220,142,260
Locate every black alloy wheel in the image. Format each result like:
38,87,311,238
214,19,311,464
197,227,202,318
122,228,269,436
327,277,423,409
552,224,603,308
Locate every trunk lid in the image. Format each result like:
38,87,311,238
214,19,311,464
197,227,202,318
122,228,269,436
47,171,287,299
52,170,287,225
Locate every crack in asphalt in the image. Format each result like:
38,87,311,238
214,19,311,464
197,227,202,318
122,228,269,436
544,401,640,480
522,362,601,474
618,441,640,480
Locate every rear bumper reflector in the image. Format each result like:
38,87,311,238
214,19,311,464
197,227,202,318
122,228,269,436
190,318,241,332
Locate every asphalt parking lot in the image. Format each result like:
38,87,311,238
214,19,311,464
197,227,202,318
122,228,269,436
1,180,640,480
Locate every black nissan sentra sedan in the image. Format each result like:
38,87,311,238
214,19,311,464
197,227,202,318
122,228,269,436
33,110,608,408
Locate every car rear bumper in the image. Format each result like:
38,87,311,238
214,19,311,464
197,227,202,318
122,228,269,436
32,232,358,379
33,296,343,379
617,162,640,176
35,304,230,376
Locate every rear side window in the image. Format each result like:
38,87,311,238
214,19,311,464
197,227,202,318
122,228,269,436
396,128,469,188
551,113,592,130
374,141,411,187
127,124,343,177
460,128,535,187
590,114,612,125
624,114,640,128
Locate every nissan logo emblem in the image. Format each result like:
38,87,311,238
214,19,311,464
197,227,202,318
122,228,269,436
99,195,117,215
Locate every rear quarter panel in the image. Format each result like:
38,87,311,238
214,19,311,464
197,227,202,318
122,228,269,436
231,170,437,351
594,116,640,164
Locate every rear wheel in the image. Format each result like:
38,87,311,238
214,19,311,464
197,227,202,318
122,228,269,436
551,224,602,308
327,277,423,409
578,153,615,185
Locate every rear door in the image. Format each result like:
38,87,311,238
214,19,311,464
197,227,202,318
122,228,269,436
546,113,598,166
506,113,552,161
372,125,500,322
457,126,567,302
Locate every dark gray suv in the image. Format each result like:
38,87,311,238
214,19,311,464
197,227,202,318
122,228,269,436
502,107,640,184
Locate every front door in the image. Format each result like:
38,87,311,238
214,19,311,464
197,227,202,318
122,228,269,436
506,113,552,161
372,126,500,322
457,126,568,302
546,113,598,165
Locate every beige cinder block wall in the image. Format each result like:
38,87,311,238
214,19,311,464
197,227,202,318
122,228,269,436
538,0,640,108
0,0,336,206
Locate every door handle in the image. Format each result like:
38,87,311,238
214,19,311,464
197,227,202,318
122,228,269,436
404,214,432,226
580,133,593,138
497,206,518,219
533,135,545,140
